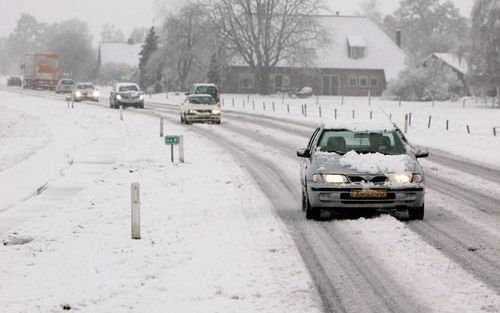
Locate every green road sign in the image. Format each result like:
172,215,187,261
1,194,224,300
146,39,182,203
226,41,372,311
164,135,180,145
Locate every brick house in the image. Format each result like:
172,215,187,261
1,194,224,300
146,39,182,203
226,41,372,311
221,15,407,96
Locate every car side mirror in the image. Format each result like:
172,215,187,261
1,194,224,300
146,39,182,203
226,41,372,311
415,147,429,158
185,92,190,96
297,148,311,158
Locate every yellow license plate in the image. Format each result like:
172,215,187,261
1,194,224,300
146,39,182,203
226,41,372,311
352,190,387,198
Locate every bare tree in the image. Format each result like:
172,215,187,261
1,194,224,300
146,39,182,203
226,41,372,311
208,0,327,94
471,0,500,98
100,24,125,42
162,3,214,90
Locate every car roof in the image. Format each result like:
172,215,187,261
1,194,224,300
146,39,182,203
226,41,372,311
193,83,217,87
322,120,397,132
115,82,139,87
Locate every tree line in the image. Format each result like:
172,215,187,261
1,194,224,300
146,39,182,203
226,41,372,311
0,0,498,98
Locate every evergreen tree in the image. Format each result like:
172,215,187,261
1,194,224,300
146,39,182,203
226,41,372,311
139,27,159,89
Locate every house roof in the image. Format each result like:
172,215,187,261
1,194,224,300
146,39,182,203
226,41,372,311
313,16,406,80
229,15,407,81
98,42,142,68
429,53,469,74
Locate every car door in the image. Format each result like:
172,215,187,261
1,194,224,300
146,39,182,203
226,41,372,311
300,127,321,187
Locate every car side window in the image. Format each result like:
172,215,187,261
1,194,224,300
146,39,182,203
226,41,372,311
307,128,320,151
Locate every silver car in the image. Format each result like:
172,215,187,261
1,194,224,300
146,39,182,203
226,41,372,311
297,121,428,220
55,79,74,94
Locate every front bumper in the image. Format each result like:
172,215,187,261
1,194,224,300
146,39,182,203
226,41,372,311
307,184,424,210
75,95,99,101
185,113,221,123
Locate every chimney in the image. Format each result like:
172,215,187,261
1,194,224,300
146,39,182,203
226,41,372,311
396,30,402,48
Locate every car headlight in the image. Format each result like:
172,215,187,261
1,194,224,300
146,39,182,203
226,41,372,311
116,94,122,100
75,91,81,97
212,109,221,115
93,90,99,97
388,173,412,184
187,109,197,114
312,174,348,184
139,94,144,100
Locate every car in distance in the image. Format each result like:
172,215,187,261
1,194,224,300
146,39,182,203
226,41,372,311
297,121,428,220
55,79,75,94
109,82,144,109
187,83,220,103
180,94,221,124
7,76,23,87
72,82,99,102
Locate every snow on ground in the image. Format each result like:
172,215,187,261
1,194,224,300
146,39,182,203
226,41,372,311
212,93,500,169
0,103,51,171
0,91,321,312
335,216,500,313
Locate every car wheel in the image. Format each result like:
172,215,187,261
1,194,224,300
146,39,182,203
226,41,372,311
408,205,424,220
304,191,319,220
180,114,185,124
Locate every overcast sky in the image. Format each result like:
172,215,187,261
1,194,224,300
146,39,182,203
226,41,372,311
0,0,474,45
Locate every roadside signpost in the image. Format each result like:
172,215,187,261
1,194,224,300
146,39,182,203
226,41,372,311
165,135,180,163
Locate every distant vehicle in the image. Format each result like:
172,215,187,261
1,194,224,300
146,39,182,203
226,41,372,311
187,83,220,103
109,82,144,109
22,53,60,90
72,82,99,102
55,79,75,94
180,94,221,124
7,76,23,87
297,121,428,220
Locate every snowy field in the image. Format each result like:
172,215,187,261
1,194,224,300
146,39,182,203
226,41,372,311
0,90,320,312
1,86,500,312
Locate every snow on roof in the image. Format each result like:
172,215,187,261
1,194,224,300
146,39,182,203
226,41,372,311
323,120,397,132
314,16,406,81
431,53,469,74
99,42,142,68
346,35,366,47
228,16,407,81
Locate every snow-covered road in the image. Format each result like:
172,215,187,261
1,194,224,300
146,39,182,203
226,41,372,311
1,87,500,312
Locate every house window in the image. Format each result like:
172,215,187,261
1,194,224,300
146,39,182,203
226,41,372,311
239,73,255,90
349,77,357,88
346,36,367,60
321,75,339,95
359,76,368,88
272,74,290,92
370,78,378,88
350,47,366,59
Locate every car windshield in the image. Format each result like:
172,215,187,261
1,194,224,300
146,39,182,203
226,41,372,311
119,85,138,92
189,96,216,104
317,129,407,155
194,86,216,96
62,80,74,85
77,84,94,89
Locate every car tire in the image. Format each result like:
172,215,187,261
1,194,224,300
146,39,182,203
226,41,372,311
408,205,424,220
180,114,185,124
303,191,319,220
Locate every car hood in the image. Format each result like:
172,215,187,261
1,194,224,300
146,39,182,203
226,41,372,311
312,150,421,175
77,88,95,92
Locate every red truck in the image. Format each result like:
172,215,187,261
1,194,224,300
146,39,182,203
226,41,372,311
22,53,60,90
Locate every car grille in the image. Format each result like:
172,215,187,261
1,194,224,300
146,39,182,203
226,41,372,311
347,175,388,184
197,110,212,113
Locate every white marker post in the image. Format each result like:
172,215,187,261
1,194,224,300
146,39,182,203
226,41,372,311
160,117,164,137
179,135,185,163
120,105,123,121
131,183,141,240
